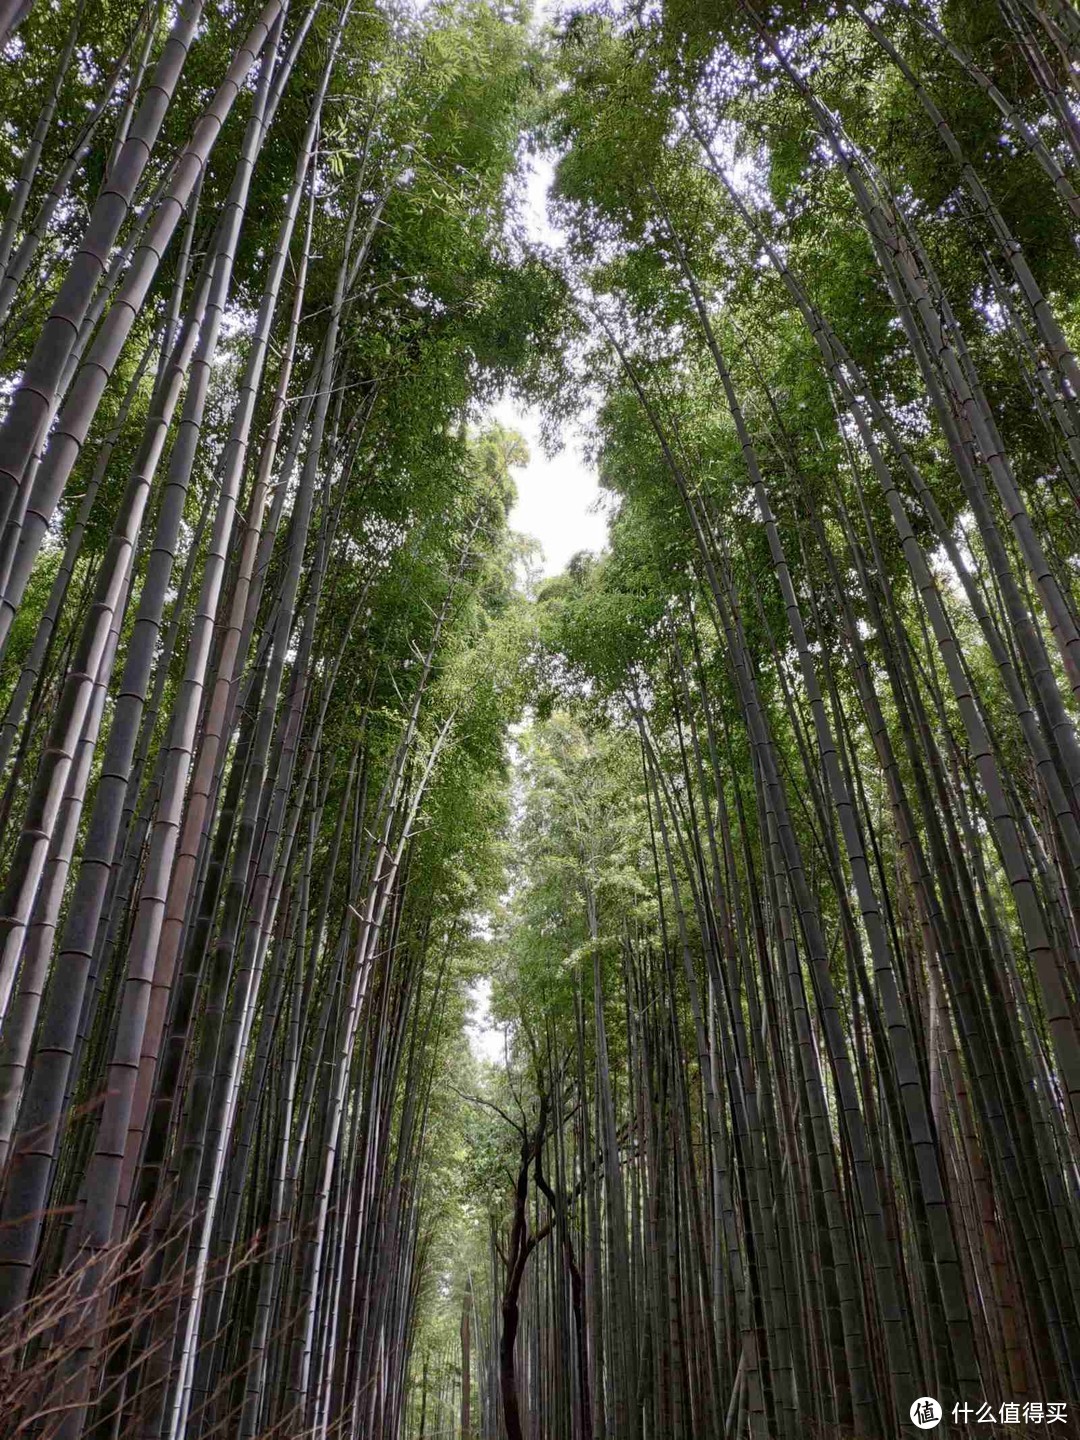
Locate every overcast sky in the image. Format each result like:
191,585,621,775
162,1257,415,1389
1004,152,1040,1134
492,396,608,578
485,153,610,580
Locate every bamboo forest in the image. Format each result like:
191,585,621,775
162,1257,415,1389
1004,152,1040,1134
5,0,1080,1435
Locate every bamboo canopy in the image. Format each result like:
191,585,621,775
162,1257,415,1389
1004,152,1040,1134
0,0,1077,1437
